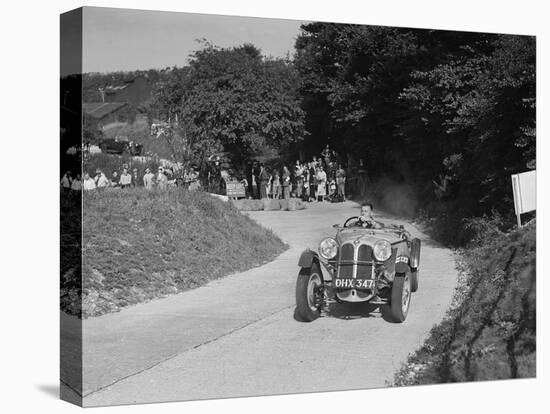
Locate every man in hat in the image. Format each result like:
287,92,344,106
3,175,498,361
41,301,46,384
83,172,96,191
143,167,154,190
60,171,72,190
95,169,109,191
258,164,270,199
156,166,168,190
119,167,132,189
110,171,119,188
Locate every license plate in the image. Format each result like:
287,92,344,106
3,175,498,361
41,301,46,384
334,278,375,289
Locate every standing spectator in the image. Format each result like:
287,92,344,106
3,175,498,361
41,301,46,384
95,169,109,191
71,174,82,191
258,164,270,199
110,171,119,188
60,171,72,189
187,167,201,191
252,162,261,199
316,166,327,202
309,162,317,201
246,162,254,198
207,156,223,194
322,144,337,167
303,168,310,202
311,156,320,169
119,168,132,189
282,166,291,199
336,164,346,199
143,167,154,190
83,173,96,191
271,170,281,199
156,166,168,190
294,160,304,199
132,168,140,188
328,177,337,198
131,168,140,187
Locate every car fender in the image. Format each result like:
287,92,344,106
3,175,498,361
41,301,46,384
410,238,421,269
298,249,319,269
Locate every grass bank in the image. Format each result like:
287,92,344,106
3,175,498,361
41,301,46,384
64,188,287,318
393,219,536,385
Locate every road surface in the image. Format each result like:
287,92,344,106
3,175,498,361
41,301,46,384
69,200,458,406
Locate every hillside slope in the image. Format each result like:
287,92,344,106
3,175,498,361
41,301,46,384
394,221,536,384
62,189,287,318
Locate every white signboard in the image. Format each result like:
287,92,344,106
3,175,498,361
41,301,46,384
511,170,536,226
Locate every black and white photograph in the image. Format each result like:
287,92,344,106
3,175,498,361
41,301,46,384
4,1,548,412
57,4,540,407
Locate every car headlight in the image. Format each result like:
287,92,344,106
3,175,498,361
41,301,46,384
373,240,392,261
319,237,338,260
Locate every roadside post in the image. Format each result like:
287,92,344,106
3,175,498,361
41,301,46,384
511,170,536,227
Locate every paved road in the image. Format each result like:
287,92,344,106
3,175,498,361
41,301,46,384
77,200,458,407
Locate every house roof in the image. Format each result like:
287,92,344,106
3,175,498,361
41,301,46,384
83,102,127,120
105,84,130,93
104,76,148,93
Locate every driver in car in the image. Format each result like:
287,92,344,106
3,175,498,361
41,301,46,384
356,203,383,229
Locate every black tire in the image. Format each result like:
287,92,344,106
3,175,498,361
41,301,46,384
295,262,323,322
411,269,419,292
381,272,411,323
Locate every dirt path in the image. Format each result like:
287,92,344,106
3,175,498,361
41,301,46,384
76,200,458,406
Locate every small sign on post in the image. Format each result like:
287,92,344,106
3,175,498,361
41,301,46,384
225,180,246,199
511,170,536,227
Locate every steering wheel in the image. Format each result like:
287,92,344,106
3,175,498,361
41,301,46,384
343,216,361,228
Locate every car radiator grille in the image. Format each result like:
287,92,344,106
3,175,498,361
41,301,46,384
356,244,373,280
338,243,354,278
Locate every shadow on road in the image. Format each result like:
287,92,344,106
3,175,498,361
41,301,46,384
330,302,380,320
293,302,382,322
36,384,59,399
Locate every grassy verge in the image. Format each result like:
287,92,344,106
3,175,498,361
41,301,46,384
62,188,287,318
392,219,536,385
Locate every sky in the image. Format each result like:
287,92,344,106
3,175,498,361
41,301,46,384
82,7,307,73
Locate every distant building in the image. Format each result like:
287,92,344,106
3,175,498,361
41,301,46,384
100,76,151,107
83,102,128,130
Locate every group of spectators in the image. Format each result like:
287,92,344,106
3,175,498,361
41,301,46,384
60,165,199,192
248,145,347,202
61,145,349,201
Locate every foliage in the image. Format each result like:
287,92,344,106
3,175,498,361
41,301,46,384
295,25,536,244
393,220,535,384
83,153,160,178
149,43,306,170
68,189,287,318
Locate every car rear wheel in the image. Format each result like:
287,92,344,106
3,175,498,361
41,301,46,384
295,262,323,322
411,269,419,292
381,272,411,323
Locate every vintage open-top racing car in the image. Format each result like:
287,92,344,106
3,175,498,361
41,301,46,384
295,216,421,323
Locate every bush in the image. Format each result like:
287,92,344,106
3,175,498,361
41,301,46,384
392,220,536,385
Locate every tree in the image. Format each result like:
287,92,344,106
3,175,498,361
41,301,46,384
150,42,306,172
295,23,536,241
400,34,535,216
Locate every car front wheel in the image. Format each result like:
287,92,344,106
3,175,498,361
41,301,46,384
382,272,411,323
295,262,323,322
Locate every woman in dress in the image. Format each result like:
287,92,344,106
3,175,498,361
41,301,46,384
281,166,291,199
271,171,281,199
316,166,327,202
